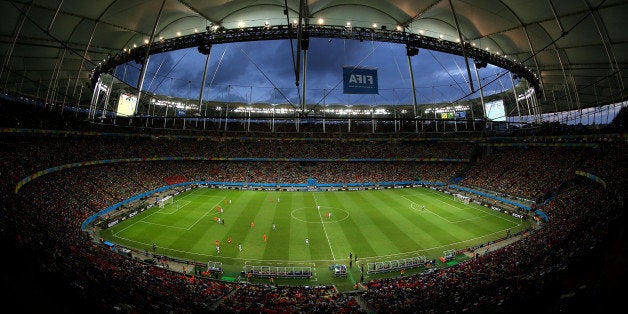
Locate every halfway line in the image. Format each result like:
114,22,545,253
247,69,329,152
312,193,336,260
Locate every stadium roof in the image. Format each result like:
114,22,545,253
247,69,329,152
1,0,626,115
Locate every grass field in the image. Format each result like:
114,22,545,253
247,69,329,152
100,187,530,289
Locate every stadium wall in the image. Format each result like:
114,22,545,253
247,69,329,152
449,184,549,221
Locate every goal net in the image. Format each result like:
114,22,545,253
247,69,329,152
453,193,470,205
158,195,174,208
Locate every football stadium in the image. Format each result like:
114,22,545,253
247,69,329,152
0,1,626,313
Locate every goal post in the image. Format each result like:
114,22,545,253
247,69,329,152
453,193,470,205
158,195,174,208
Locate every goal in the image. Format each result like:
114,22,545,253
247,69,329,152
158,195,174,208
453,193,470,205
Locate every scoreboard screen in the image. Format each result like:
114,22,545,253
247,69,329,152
484,99,506,121
116,93,137,117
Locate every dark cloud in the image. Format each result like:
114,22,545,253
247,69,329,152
118,38,514,105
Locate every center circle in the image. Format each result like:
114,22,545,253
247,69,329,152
290,206,349,223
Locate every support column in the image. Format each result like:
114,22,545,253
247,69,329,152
73,21,99,97
434,111,438,132
407,54,419,133
522,26,546,101
1,1,32,88
371,107,375,134
136,0,166,110
301,49,308,114
224,103,229,132
89,76,101,119
448,0,474,92
199,52,211,130
62,76,71,111
510,73,522,126
50,49,68,110
75,84,83,118
394,109,398,133
473,63,486,131
51,48,67,109
532,86,542,123
35,79,41,106
102,74,114,120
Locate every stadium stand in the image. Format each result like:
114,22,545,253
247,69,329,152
1,101,625,312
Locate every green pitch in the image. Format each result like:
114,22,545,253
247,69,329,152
100,187,530,288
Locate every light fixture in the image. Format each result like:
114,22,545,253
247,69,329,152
439,34,443,39
194,28,198,33
418,29,424,35
318,18,324,25
346,21,351,27
176,31,181,36
396,25,402,31
372,23,377,28
144,39,149,44
237,21,245,28
133,44,137,48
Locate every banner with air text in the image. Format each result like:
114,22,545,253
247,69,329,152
343,66,378,94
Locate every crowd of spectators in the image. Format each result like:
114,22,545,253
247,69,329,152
215,284,362,313
460,146,586,200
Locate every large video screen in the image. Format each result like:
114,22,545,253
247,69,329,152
484,99,506,121
116,93,137,117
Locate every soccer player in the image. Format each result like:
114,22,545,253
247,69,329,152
422,204,425,210
215,239,220,246
317,205,320,211
305,238,309,245
272,223,276,230
238,244,242,251
326,212,329,219
228,237,232,244
216,246,220,254
251,221,254,228
263,234,267,242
